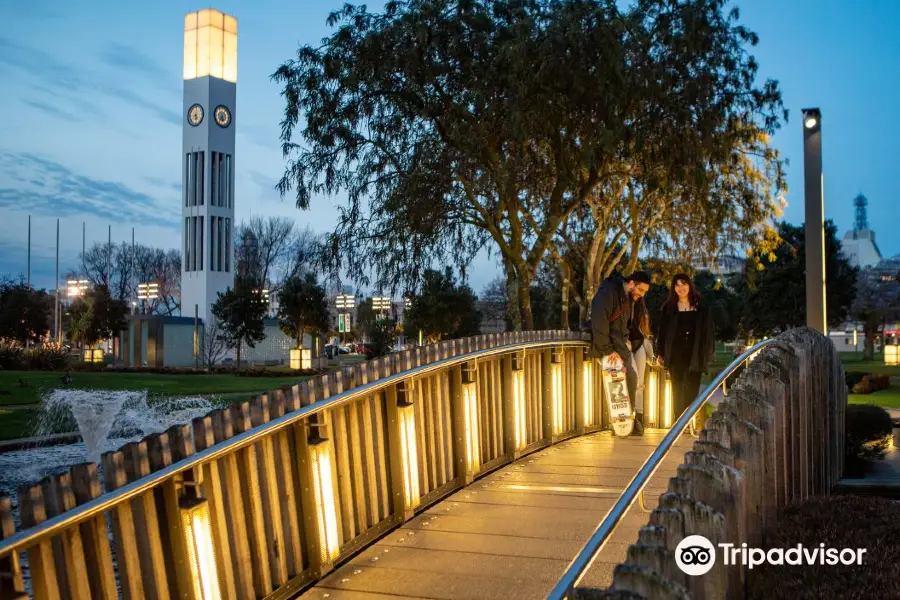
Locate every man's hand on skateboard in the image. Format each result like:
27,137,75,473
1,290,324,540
605,352,624,369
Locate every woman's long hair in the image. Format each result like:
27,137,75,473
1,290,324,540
635,299,652,337
661,273,701,313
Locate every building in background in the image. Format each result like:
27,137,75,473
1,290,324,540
841,194,883,269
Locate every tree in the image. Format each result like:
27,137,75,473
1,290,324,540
234,216,309,294
211,274,267,369
851,266,900,360
200,316,228,368
277,273,331,348
65,284,127,349
734,220,857,337
80,241,181,314
0,277,52,345
404,268,481,342
693,271,740,342
273,0,786,329
479,277,509,332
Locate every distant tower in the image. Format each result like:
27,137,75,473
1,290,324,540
842,193,883,269
181,9,237,324
854,193,869,231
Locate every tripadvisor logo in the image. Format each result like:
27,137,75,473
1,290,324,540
675,535,867,576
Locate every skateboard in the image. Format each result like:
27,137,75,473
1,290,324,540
601,355,634,437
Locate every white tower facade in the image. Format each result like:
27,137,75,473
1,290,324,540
181,9,237,324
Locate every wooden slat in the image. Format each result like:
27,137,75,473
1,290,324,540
333,404,356,541
189,416,239,600
250,395,289,587
361,395,381,524
69,463,116,600
210,409,257,599
43,473,92,600
270,389,305,577
371,393,391,520
230,402,274,597
119,439,170,600
17,484,61,600
100,452,144,599
423,377,438,491
0,496,25,599
348,400,369,531
413,382,428,496
35,476,71,600
431,375,448,488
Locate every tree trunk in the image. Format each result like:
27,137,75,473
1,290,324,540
504,259,522,331
559,261,571,330
863,317,878,361
517,276,535,330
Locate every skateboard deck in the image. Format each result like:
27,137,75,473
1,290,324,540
601,356,633,437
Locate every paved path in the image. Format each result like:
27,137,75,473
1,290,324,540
298,428,693,600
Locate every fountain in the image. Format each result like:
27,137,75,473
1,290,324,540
0,389,218,514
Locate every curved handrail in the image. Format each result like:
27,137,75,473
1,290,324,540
546,338,776,600
0,337,587,557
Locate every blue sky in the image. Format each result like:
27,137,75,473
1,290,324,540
1,0,898,299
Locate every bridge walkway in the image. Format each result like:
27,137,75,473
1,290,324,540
299,428,692,600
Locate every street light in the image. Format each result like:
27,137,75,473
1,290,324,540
372,296,392,317
67,279,89,298
802,107,826,334
137,282,159,315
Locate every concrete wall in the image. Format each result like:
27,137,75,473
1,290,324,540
163,322,198,367
585,327,846,599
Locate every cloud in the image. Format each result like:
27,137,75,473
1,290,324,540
0,37,179,128
143,176,182,193
99,43,168,82
0,152,180,230
21,99,81,122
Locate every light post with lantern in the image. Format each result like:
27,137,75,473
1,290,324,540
803,107,826,334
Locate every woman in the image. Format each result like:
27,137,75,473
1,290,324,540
628,298,654,434
655,274,716,430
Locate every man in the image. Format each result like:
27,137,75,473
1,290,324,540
589,270,651,435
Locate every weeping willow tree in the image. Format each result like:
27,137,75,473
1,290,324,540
273,0,786,328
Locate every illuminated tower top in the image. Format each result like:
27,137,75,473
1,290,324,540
183,9,237,83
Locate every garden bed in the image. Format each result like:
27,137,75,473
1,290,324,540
746,495,900,599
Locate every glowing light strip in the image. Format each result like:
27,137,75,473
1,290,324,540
311,444,340,563
513,370,526,449
647,369,657,425
463,384,481,472
551,363,563,435
583,360,594,427
399,405,420,508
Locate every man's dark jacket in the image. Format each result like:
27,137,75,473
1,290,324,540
588,276,632,360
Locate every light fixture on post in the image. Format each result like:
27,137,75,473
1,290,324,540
396,384,421,512
308,429,340,567
372,296,392,318
511,351,527,450
581,348,595,429
646,367,658,428
179,480,221,600
886,344,899,366
67,279,89,299
290,348,312,370
137,282,159,314
461,361,481,474
550,347,564,436
802,107,827,334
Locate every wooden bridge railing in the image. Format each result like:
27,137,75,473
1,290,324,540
0,330,677,600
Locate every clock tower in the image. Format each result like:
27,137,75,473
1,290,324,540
181,8,237,325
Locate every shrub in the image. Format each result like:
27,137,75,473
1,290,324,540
0,344,71,370
845,371,867,391
844,403,893,477
747,495,900,600
851,373,891,394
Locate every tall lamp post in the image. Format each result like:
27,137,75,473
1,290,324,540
335,293,355,342
137,282,159,314
803,107,826,334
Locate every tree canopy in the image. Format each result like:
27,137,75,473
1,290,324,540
0,277,52,345
65,284,127,348
733,220,857,337
273,0,787,329
277,273,331,347
403,267,482,342
211,274,267,368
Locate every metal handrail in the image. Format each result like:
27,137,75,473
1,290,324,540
0,337,587,557
546,338,776,600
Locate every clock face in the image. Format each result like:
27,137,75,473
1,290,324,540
187,104,203,126
214,105,231,128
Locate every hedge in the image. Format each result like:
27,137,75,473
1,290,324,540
844,403,893,477
747,495,900,600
